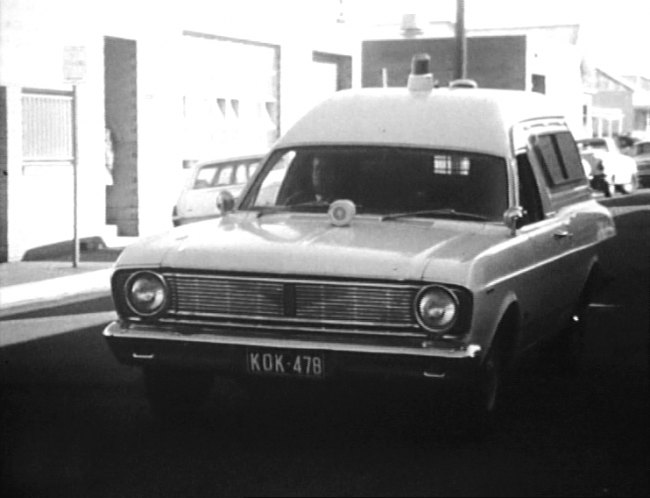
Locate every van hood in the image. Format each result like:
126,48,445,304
116,211,505,283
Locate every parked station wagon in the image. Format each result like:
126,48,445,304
104,55,616,431
172,155,262,226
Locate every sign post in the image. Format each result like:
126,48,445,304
63,46,86,268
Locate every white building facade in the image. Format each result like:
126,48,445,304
0,0,359,261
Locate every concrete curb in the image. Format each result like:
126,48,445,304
0,268,113,316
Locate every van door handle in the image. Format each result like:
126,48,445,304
553,229,573,239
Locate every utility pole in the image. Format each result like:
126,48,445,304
454,0,467,80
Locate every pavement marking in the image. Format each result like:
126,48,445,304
0,311,117,348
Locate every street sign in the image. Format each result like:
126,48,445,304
63,45,87,84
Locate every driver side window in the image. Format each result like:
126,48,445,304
516,153,544,226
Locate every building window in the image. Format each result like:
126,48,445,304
22,90,73,163
532,74,546,94
181,32,280,162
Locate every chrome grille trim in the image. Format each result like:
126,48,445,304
164,272,420,331
166,272,421,288
294,283,413,323
173,277,283,316
158,317,426,338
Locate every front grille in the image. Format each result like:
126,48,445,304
172,275,284,317
294,283,413,324
164,272,417,330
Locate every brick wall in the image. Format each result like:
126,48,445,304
362,35,527,90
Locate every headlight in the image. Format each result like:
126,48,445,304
414,285,458,333
124,271,168,317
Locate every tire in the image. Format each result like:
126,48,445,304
451,332,507,439
467,341,502,428
550,299,588,377
143,367,213,421
543,281,592,378
618,175,638,194
590,175,611,197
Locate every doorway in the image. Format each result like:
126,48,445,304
104,36,139,236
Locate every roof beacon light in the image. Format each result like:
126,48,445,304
408,53,434,93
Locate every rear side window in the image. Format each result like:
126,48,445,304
555,132,585,181
193,163,235,189
533,132,585,188
214,165,235,186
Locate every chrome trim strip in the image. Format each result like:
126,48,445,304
423,371,447,378
132,353,155,360
165,272,422,289
165,311,418,331
157,316,424,337
103,322,481,359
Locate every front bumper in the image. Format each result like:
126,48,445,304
103,321,482,382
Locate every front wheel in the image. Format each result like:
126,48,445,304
451,340,505,439
548,300,588,377
143,367,214,421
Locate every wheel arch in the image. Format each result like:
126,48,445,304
484,293,522,369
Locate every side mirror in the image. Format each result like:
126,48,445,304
216,190,235,214
503,206,525,236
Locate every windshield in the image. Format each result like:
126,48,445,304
240,147,508,221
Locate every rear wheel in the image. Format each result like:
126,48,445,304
590,175,611,197
617,175,638,194
143,367,213,421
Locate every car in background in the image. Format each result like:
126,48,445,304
576,137,638,195
172,155,262,226
629,140,650,188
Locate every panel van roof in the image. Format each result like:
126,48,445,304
277,87,566,157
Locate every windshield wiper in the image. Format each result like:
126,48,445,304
285,200,331,209
381,209,489,222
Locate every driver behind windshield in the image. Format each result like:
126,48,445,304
285,156,340,205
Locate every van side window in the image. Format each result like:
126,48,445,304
554,132,585,181
534,135,565,186
533,132,585,189
516,153,544,225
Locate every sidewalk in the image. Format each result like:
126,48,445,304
0,238,133,317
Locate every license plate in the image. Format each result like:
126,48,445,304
246,349,324,378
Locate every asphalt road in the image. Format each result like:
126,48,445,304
0,195,648,498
